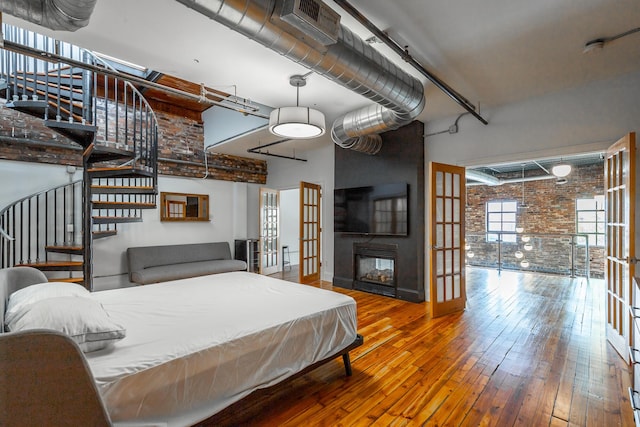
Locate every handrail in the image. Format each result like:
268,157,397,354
0,227,14,241
465,232,592,278
0,179,83,241
85,50,159,125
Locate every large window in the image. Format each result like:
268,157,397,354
486,200,518,242
576,196,605,247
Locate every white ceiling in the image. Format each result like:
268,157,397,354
5,0,640,161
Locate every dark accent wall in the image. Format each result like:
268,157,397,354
333,121,425,302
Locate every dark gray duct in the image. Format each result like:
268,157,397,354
1,0,97,31
176,0,425,155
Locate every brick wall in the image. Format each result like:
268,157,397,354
0,104,267,184
465,163,605,278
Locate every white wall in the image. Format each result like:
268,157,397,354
0,160,80,208
265,140,335,281
425,70,640,167
93,175,255,289
0,161,257,290
423,70,640,302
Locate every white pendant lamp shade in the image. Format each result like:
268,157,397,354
269,106,326,139
552,163,572,177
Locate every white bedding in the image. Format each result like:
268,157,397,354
85,271,358,426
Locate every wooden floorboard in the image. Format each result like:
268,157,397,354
198,267,634,426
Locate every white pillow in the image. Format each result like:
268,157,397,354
6,296,126,352
5,282,90,326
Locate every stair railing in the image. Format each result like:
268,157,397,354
83,49,158,180
0,180,83,270
0,23,159,178
1,24,89,124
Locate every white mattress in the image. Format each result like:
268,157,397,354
85,272,357,427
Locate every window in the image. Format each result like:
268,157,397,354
486,200,518,242
576,196,605,247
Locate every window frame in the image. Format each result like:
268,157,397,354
486,199,518,243
575,196,605,247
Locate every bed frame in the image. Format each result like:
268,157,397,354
0,266,363,425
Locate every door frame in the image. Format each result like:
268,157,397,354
259,187,280,276
428,161,467,318
605,132,636,363
299,181,322,284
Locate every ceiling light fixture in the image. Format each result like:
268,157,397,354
552,163,572,178
269,74,325,139
519,164,528,209
583,27,640,54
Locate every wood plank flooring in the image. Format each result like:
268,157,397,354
198,267,634,426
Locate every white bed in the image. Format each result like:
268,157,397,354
0,268,361,427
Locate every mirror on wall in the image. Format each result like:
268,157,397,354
160,192,209,221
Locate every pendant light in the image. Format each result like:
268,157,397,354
552,162,571,177
515,164,526,233
269,74,326,139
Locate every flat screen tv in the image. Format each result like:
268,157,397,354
334,182,408,236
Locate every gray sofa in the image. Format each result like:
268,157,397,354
127,242,247,285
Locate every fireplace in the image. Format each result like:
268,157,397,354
353,243,398,297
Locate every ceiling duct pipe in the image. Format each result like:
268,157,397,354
176,0,425,155
1,0,97,31
466,169,558,186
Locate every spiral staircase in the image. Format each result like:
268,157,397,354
0,24,159,290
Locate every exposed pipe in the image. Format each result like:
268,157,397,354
1,39,269,119
332,0,488,126
246,138,308,162
1,0,97,32
176,0,425,154
466,169,557,186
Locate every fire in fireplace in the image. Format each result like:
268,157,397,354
357,256,395,286
353,243,398,297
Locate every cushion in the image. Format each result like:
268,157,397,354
5,282,90,326
6,296,126,353
130,259,248,284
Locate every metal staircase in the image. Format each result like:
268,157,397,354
0,24,159,289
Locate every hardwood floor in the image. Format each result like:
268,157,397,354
199,267,634,426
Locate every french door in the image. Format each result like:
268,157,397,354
429,162,466,317
259,187,280,276
299,181,321,284
605,132,636,362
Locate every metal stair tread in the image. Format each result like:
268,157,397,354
91,185,156,195
92,230,118,239
88,166,154,178
45,245,84,255
92,216,143,224
44,119,96,132
5,99,48,109
16,261,83,271
92,201,156,209
49,277,84,284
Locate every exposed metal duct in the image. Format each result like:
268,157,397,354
176,0,425,155
466,169,558,186
1,0,97,31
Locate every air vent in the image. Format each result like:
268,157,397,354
280,0,341,46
